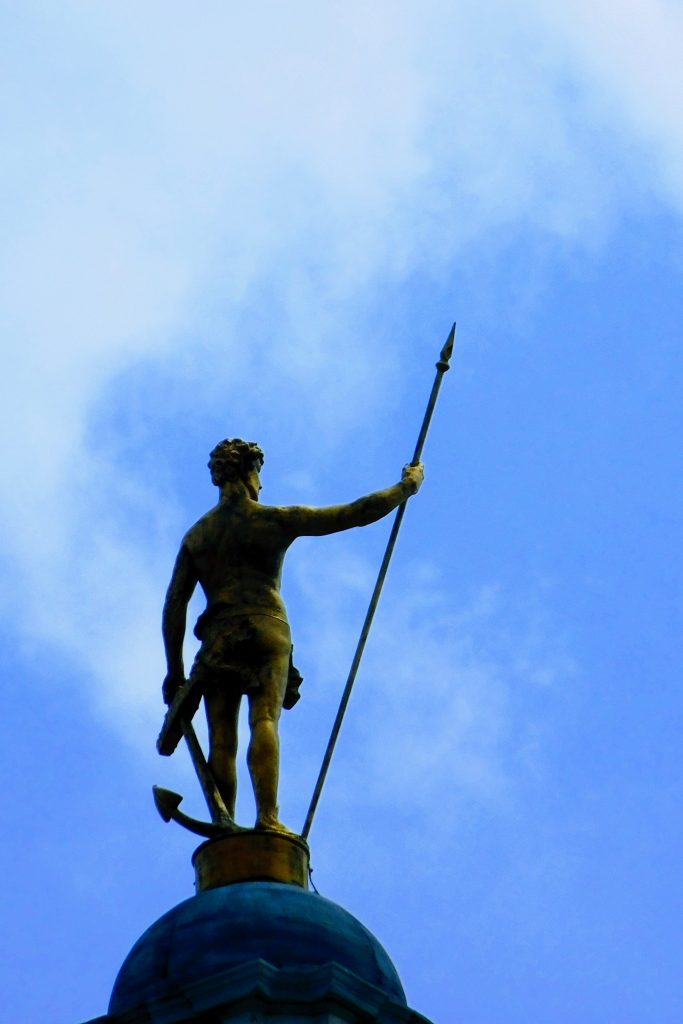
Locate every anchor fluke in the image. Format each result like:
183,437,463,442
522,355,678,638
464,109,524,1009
152,785,239,839
153,785,183,822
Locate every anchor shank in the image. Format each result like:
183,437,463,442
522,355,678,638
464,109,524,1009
180,718,233,826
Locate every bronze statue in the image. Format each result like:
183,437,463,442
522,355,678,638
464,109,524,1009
161,438,424,834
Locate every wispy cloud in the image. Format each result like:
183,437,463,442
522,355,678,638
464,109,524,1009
534,0,683,209
282,548,574,834
0,0,677,736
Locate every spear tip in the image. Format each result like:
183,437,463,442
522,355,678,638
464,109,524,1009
437,321,457,371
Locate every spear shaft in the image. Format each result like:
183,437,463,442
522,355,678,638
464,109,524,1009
301,323,456,840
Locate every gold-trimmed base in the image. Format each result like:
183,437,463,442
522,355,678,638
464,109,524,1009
193,830,310,892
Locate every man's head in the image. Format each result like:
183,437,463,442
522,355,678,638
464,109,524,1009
208,439,264,495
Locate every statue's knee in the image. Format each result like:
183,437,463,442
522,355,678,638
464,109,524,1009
250,710,277,730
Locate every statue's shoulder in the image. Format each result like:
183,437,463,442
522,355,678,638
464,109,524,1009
251,501,300,533
182,505,222,550
183,500,262,552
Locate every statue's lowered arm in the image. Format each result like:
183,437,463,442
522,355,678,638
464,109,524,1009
162,545,198,705
159,543,237,831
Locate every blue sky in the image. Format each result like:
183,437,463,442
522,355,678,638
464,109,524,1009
2,3,682,1022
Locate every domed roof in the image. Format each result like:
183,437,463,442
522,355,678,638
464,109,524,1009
110,881,406,1015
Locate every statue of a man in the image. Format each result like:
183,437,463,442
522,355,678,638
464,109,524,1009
162,438,424,833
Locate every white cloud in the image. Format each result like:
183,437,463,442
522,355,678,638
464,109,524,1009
533,0,683,210
0,0,677,741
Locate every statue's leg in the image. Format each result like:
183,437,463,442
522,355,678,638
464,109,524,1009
204,684,241,818
246,616,292,832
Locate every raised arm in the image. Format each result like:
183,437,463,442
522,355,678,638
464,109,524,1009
161,543,198,704
279,463,424,538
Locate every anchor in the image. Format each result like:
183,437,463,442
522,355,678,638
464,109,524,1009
153,678,242,837
152,786,240,839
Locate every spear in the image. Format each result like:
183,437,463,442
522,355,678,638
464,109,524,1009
301,323,456,840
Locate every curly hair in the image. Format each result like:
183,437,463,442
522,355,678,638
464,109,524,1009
208,438,264,488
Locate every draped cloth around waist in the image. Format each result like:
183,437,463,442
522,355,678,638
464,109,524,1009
191,603,303,708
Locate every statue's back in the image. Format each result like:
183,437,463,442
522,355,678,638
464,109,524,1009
184,498,290,620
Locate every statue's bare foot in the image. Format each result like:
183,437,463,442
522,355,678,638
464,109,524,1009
255,815,299,837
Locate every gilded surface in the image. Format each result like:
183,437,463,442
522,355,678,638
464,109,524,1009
192,831,310,891
161,438,423,834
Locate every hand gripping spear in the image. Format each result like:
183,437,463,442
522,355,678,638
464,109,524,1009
301,322,456,840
